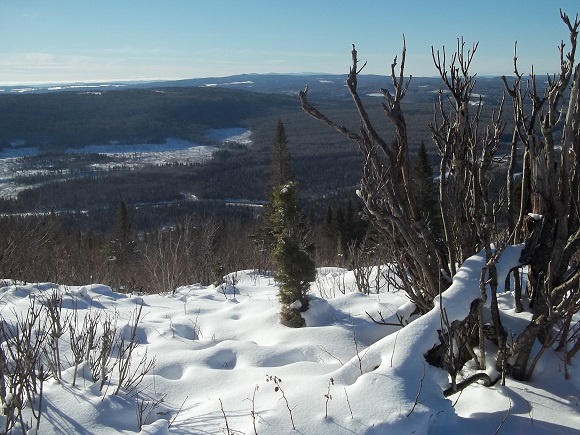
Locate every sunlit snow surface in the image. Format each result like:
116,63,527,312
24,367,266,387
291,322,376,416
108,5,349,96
0,128,251,198
205,128,252,145
65,138,217,167
0,251,577,434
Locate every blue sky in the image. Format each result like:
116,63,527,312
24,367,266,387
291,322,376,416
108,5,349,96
0,1,578,85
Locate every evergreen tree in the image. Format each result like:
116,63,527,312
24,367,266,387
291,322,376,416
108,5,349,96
269,119,292,190
271,182,316,327
412,142,442,237
335,206,347,259
321,201,367,263
322,205,334,240
110,201,138,264
251,119,294,260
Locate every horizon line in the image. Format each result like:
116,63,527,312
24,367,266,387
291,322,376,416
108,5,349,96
0,72,523,89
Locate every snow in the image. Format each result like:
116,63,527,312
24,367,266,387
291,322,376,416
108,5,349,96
0,249,578,434
65,138,212,156
205,128,252,145
64,128,253,167
0,128,252,199
202,81,254,88
65,138,217,167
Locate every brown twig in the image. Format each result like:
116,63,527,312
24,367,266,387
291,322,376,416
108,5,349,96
324,378,334,418
266,375,295,430
407,363,426,417
352,321,363,375
168,395,188,428
344,387,354,419
493,399,512,435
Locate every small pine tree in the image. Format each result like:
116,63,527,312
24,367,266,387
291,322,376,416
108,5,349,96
344,200,366,251
250,119,294,256
412,142,442,238
269,119,293,190
322,205,335,241
335,207,346,259
108,201,140,292
271,182,316,327
109,201,139,264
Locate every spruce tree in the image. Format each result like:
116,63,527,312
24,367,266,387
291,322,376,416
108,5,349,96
110,201,138,264
108,201,139,292
322,205,334,240
271,182,316,327
412,142,442,238
251,119,293,263
269,119,292,190
335,206,346,259
251,120,316,326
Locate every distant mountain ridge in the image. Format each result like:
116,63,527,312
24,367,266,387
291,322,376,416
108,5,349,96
0,73,509,104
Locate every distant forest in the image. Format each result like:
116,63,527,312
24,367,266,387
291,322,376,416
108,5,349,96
0,76,516,291
0,77,511,234
0,87,297,150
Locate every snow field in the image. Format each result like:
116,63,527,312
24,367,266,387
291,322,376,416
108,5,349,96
0,254,577,434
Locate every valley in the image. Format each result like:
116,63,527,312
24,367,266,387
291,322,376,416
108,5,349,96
0,128,250,199
0,73,511,232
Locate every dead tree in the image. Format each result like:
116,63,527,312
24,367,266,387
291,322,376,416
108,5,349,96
301,35,511,383
430,39,508,374
300,9,579,384
502,10,580,381
300,38,504,313
300,39,449,314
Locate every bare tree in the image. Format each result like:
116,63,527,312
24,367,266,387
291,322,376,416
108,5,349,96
300,9,580,384
300,40,447,315
502,10,580,380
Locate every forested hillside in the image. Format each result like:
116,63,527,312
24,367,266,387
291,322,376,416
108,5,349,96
0,74,518,237
0,87,297,150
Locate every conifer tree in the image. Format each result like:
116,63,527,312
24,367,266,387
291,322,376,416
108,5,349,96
322,205,334,240
412,142,442,238
269,119,292,190
110,201,138,264
334,206,346,259
108,201,139,292
271,181,316,327
252,119,316,324
344,200,366,249
251,119,294,263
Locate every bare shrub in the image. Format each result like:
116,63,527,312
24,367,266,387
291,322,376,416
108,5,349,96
113,302,154,395
143,228,191,294
300,9,580,387
0,297,49,433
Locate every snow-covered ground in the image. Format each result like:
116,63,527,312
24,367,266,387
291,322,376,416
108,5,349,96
0,128,251,199
205,128,252,145
65,138,213,157
65,138,217,168
0,249,577,434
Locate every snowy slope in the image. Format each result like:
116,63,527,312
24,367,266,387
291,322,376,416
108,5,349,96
0,252,577,434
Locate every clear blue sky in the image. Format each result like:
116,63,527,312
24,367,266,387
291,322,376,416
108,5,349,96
0,0,578,85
